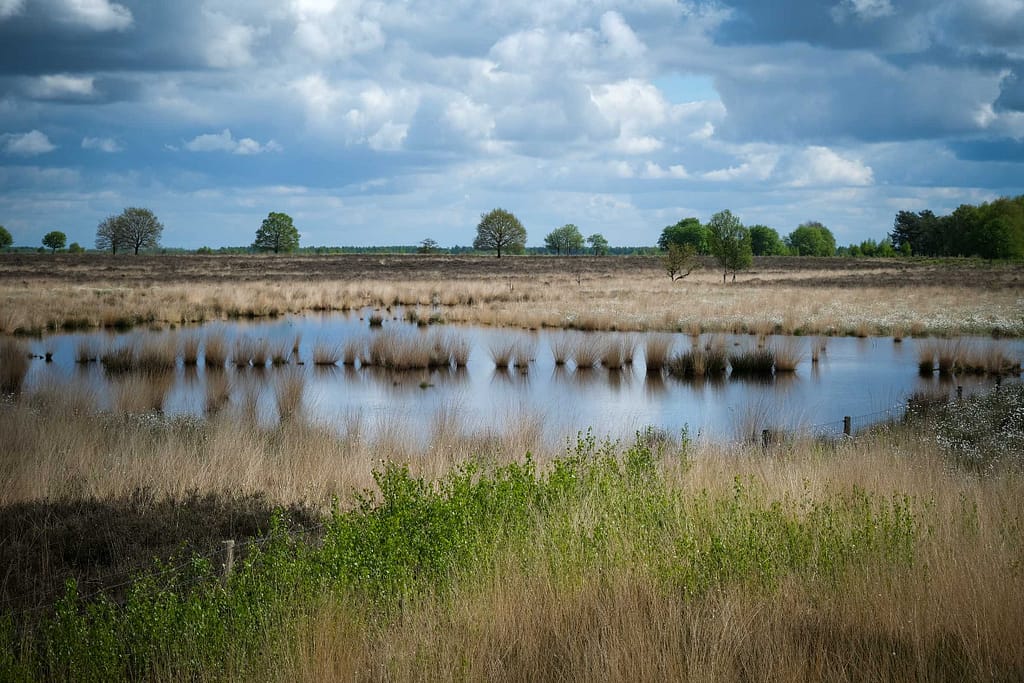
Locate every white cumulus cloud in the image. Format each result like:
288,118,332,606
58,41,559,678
1,130,57,156
785,146,874,187
184,129,282,155
82,136,122,152
0,0,25,20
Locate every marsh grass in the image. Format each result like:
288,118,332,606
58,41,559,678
450,336,470,368
230,336,254,368
137,336,177,373
771,337,803,373
600,336,628,370
917,341,937,374
667,340,728,379
369,331,431,370
935,339,962,375
572,335,602,370
100,341,137,374
489,340,516,370
75,338,101,364
203,332,227,369
954,343,1022,376
250,338,271,368
312,340,342,366
180,334,200,366
810,337,826,364
110,371,173,413
550,333,573,366
0,338,29,393
274,369,306,421
2,404,1022,682
270,340,292,366
643,334,674,373
513,339,535,371
728,347,776,378
341,338,363,366
204,370,231,414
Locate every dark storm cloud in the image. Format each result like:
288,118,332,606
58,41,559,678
0,2,207,74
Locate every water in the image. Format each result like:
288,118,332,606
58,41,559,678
15,311,1022,442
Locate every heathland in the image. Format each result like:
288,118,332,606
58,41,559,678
1,253,1023,681
1,253,1022,337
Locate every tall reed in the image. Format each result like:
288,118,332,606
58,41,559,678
180,334,201,366
0,337,29,393
572,335,602,370
771,337,803,373
203,332,228,369
312,340,342,366
643,334,674,373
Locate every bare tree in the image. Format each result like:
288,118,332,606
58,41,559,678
116,207,163,255
95,214,122,254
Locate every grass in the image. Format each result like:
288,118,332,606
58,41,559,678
100,340,137,374
274,369,306,421
3,255,1021,339
599,335,630,370
136,336,177,373
728,347,776,378
312,340,341,366
74,338,101,364
666,340,728,379
771,336,804,373
181,334,201,366
643,334,674,373
572,334,603,370
203,332,228,369
1,389,1022,680
0,337,29,393
550,333,573,366
489,339,515,370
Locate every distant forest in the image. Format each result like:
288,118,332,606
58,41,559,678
889,195,1024,259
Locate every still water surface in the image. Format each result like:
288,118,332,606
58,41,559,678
19,311,1022,442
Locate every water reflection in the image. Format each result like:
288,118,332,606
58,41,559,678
8,316,1024,441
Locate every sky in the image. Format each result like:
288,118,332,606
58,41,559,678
0,0,1022,250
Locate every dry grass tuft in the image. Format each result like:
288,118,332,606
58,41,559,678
572,335,603,370
489,339,515,370
312,339,342,366
0,337,30,393
771,337,804,373
180,334,201,366
274,369,306,421
75,338,101,364
203,332,227,369
643,334,674,373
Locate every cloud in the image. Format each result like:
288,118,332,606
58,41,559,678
81,136,122,152
831,0,895,23
184,129,282,154
1,130,56,155
58,0,133,31
0,0,24,20
202,11,260,68
29,73,95,99
784,146,874,187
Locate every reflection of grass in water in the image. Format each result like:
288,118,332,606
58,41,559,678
274,369,306,422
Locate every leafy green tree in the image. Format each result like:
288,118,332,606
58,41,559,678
473,208,526,258
706,210,752,282
587,233,609,255
68,242,85,253
786,221,836,256
115,207,163,255
544,224,584,255
0,225,12,250
748,225,785,256
253,212,300,254
658,217,708,254
42,230,66,253
663,243,700,281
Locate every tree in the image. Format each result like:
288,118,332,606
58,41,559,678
663,243,700,281
42,230,66,253
544,224,584,255
786,221,836,257
748,225,785,256
68,242,85,253
95,214,123,254
253,212,299,254
418,238,441,254
0,225,11,250
658,217,708,254
116,207,163,255
587,233,609,255
473,208,526,258
706,210,752,282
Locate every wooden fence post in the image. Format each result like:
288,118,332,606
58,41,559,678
222,539,235,582
843,416,851,436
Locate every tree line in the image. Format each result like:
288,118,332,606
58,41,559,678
889,195,1024,259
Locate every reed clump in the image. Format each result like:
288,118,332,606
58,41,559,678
666,344,728,379
100,341,138,374
489,340,516,370
599,336,628,370
75,338,101,364
643,334,674,373
550,334,573,367
771,337,803,373
203,333,227,369
312,340,342,366
728,347,776,378
180,334,201,366
137,337,177,373
230,336,254,368
572,335,602,370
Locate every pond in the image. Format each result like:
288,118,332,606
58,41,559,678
11,310,1023,443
